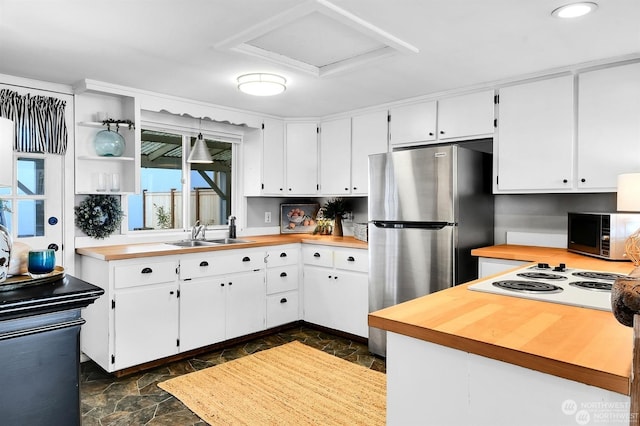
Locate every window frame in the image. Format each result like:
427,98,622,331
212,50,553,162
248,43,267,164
123,119,242,235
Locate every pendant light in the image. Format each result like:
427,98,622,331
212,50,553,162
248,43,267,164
187,133,213,163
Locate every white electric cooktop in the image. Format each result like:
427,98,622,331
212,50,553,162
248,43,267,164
468,263,627,311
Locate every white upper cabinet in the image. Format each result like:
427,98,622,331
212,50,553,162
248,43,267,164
389,101,437,145
494,75,574,192
285,122,318,195
262,118,286,195
351,110,389,195
437,90,495,141
319,117,352,195
577,62,640,190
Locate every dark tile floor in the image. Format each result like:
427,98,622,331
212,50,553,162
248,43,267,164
80,325,386,425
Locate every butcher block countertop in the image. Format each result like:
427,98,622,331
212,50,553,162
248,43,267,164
76,234,368,261
369,244,636,395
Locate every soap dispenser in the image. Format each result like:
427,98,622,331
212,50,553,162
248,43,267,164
228,215,236,239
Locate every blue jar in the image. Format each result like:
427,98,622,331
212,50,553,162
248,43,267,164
94,129,125,157
28,249,56,278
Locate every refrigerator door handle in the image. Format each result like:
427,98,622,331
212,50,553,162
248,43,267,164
371,221,453,229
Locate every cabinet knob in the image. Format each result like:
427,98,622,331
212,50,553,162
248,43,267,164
280,272,287,277
280,298,288,304
48,243,59,251
314,252,321,258
228,282,233,286
242,256,251,262
170,291,175,295
347,256,355,262
581,178,586,183
439,131,445,135
199,261,209,267
141,267,153,274
220,283,225,287
345,187,349,191
563,179,568,183
279,188,283,191
288,188,292,191
428,132,434,136
334,276,338,280
279,252,287,258
328,275,332,279
353,187,357,190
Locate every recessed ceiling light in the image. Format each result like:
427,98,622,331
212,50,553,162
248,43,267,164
237,73,287,96
551,2,598,18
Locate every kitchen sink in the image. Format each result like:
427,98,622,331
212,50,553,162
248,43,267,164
165,240,220,247
205,238,253,245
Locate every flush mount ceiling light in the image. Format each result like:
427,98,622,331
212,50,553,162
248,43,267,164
187,133,213,163
551,2,598,18
237,73,287,96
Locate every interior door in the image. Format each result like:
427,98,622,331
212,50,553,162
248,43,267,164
0,83,69,266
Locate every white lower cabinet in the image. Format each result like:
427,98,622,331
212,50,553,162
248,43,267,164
179,248,266,350
265,245,300,328
302,246,368,338
114,283,180,370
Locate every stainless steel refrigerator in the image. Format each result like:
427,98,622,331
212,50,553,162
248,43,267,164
368,144,494,356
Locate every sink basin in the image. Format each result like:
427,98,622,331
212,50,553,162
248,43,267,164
165,240,220,247
205,238,253,245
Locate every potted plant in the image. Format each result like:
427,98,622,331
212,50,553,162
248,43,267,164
320,198,350,237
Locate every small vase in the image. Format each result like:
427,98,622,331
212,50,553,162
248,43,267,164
94,129,125,157
0,224,12,283
333,216,343,237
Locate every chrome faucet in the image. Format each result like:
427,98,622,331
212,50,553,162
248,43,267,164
191,220,205,240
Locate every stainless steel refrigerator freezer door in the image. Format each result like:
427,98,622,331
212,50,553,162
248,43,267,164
368,146,455,222
368,222,455,356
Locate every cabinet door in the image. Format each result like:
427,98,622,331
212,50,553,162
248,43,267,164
285,122,318,195
319,118,352,195
179,278,226,352
263,118,285,195
225,270,266,340
242,126,263,196
351,110,388,195
389,101,437,146
332,270,368,338
496,76,574,192
303,266,336,329
114,284,179,370
578,63,640,190
438,90,495,141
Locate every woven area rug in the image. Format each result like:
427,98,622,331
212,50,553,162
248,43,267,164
157,341,386,425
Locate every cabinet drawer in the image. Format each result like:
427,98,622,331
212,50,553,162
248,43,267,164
302,246,333,267
266,246,300,268
215,250,265,275
267,291,299,328
114,261,177,289
334,249,368,273
180,254,220,280
266,265,299,294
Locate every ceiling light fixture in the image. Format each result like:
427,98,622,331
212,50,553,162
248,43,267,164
551,2,598,18
237,73,287,96
187,133,213,163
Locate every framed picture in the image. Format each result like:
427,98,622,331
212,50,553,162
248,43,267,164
280,203,320,234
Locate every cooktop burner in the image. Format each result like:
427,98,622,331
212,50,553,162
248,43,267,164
569,281,612,292
571,271,626,281
516,272,567,280
492,280,564,294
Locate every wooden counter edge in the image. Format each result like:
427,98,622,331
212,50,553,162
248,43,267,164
368,314,629,395
76,235,367,261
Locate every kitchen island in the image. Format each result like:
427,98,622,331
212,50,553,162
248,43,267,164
369,246,635,425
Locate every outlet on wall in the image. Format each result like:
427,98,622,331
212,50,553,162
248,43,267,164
264,211,272,223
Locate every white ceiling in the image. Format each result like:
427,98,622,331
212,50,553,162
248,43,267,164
1,0,639,118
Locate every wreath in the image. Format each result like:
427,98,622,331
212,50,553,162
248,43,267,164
74,195,124,239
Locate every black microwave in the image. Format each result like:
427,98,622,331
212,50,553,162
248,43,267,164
567,212,640,260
